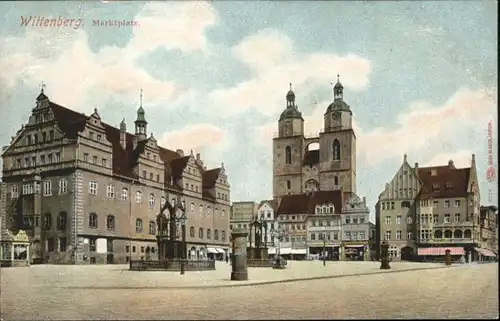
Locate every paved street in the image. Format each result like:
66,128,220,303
1,262,498,319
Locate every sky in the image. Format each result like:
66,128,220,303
0,1,497,220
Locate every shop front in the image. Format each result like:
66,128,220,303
308,245,340,260
342,242,367,261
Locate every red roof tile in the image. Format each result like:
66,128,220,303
417,165,471,199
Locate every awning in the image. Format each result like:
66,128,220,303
291,249,306,254
268,247,277,255
475,248,496,257
417,247,464,256
207,248,218,254
214,248,224,254
344,245,364,248
280,248,292,255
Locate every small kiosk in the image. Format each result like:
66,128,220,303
0,230,30,267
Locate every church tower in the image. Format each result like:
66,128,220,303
273,84,305,199
318,75,357,193
134,89,148,142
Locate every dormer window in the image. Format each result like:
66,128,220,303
432,183,440,191
97,135,102,143
430,169,437,176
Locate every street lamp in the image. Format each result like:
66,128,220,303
175,212,188,275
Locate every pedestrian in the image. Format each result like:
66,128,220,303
226,255,229,264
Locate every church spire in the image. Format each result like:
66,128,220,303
286,82,295,108
333,73,343,100
135,88,147,141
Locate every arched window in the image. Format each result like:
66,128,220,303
198,227,204,239
190,226,195,237
434,230,442,239
214,229,219,240
135,218,143,233
333,139,340,160
107,215,115,231
88,213,98,228
334,176,339,186
285,145,292,164
135,191,142,203
148,193,155,209
464,229,472,238
444,230,452,238
121,188,128,201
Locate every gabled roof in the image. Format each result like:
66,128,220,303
258,199,278,211
30,96,225,196
417,165,471,199
277,190,344,215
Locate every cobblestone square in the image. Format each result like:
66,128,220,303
1,262,498,319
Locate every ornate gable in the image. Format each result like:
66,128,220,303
379,154,421,201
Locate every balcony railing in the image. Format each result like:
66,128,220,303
419,238,475,244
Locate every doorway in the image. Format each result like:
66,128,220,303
106,254,114,264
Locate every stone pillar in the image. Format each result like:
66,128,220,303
231,228,248,281
380,240,391,269
444,249,451,266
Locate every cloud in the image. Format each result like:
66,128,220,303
158,123,227,153
255,86,497,168
421,150,473,168
127,2,217,55
208,29,372,117
0,2,217,112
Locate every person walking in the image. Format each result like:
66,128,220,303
226,255,229,264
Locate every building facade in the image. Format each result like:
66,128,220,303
376,155,482,262
341,194,370,261
229,201,258,246
256,200,279,246
273,78,356,199
479,205,498,258
1,89,231,264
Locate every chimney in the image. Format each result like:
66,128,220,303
119,119,126,150
472,154,476,165
363,196,366,207
176,149,184,157
448,160,454,168
414,162,419,170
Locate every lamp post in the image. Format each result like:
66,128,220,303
175,212,188,275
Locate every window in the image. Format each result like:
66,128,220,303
407,231,413,240
352,217,358,224
190,227,195,237
396,230,402,240
396,216,401,224
444,200,450,208
344,231,351,240
221,230,226,241
407,216,413,224
40,155,45,165
199,205,203,214
195,185,199,192
47,238,54,252
384,216,391,225
107,215,115,231
351,232,358,240
287,180,291,190
454,213,460,223
136,191,142,203
107,185,114,198
311,233,316,241
31,156,37,166
391,202,395,210
59,179,67,195
149,173,153,180
89,239,96,252
359,231,365,240
382,202,386,210
285,146,292,164
148,221,156,235
16,159,21,168
433,215,439,223
11,185,19,198
190,203,195,212
198,228,204,239
214,229,219,240
121,188,128,200
92,156,97,164
333,139,340,160
385,230,392,240
83,153,89,162
444,214,451,223
43,180,52,196
89,213,98,228
43,213,52,230
142,170,147,178
135,219,143,233
57,212,67,230
132,246,136,253
156,174,160,182
158,197,165,209
359,216,365,224
89,181,98,195
454,200,460,207
89,132,94,140
59,237,67,252
102,158,107,167
345,217,351,224
148,194,155,209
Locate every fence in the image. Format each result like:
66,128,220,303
129,259,216,271
246,258,274,268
